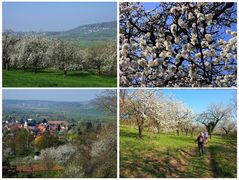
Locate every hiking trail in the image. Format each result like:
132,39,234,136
183,144,217,178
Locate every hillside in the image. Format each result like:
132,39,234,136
6,21,117,47
3,99,115,123
54,21,117,46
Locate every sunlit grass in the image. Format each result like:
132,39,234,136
120,125,237,178
3,69,116,87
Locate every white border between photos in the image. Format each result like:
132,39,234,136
0,0,238,180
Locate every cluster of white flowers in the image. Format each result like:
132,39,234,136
178,19,187,29
205,34,212,42
120,2,237,87
205,14,214,25
41,144,76,165
170,6,180,14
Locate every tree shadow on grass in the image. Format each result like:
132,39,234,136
209,145,237,178
38,70,92,77
182,156,211,177
66,71,91,77
120,129,139,138
120,148,194,178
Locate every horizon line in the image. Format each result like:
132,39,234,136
3,98,92,103
3,20,117,33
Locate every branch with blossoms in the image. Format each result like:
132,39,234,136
120,2,237,87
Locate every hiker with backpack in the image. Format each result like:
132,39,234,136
195,132,205,156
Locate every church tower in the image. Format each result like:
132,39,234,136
24,120,28,129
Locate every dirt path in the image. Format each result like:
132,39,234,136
183,145,217,178
204,145,217,178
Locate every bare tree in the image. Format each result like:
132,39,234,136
95,90,117,114
196,104,231,138
220,118,236,135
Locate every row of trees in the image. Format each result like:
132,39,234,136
3,32,117,76
120,2,237,87
120,90,236,138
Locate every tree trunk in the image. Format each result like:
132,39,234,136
191,128,194,137
223,128,229,135
176,129,179,136
138,125,143,138
97,65,101,76
34,68,37,74
206,126,212,139
64,70,67,76
157,127,160,134
5,63,9,71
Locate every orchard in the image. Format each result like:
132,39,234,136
3,33,117,77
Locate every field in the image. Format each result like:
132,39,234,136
120,126,237,178
3,70,116,87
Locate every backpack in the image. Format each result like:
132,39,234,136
199,136,203,143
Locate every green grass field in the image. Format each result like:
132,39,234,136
3,70,116,87
120,125,237,178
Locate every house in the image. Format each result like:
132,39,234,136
48,120,68,126
36,124,47,135
48,120,68,132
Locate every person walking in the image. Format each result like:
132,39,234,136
204,129,209,144
195,132,205,156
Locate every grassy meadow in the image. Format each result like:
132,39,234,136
3,69,116,87
120,125,237,178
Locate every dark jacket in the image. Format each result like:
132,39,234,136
196,135,204,145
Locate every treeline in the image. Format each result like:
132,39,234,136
3,32,117,76
120,90,236,138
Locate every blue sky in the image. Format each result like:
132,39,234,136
128,89,235,113
3,89,235,113
3,89,108,102
161,89,235,113
3,2,117,31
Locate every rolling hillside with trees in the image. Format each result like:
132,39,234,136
5,21,117,47
3,98,115,123
3,5,117,87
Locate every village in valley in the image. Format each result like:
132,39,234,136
2,90,117,178
3,118,105,138
3,119,70,137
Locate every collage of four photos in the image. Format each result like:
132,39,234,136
2,1,237,178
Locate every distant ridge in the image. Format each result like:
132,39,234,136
3,99,115,123
65,21,117,34
5,21,117,47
